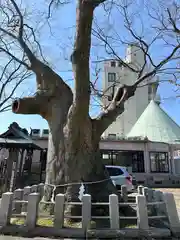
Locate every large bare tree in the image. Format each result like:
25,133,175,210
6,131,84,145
0,0,179,214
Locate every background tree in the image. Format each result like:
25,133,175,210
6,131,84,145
0,56,31,113
0,0,179,215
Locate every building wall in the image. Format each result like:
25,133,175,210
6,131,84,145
174,150,180,158
174,158,180,175
32,139,48,163
33,138,169,155
31,137,180,186
101,44,158,138
32,138,172,173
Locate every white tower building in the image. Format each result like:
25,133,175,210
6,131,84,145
102,43,159,138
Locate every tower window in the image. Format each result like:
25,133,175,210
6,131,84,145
111,61,116,67
108,73,116,82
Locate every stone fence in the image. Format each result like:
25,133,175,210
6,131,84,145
0,184,179,239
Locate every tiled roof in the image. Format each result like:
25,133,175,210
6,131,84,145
0,122,42,150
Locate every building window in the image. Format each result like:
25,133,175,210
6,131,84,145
42,129,49,135
111,61,116,67
102,154,109,160
100,150,117,165
31,129,40,135
108,72,116,82
150,152,169,173
132,152,145,172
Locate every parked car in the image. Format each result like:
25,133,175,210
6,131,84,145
105,165,134,192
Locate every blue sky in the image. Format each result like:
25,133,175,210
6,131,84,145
0,0,179,133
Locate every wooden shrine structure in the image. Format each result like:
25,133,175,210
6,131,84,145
0,122,43,193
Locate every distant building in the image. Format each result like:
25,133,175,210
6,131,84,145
101,43,160,138
29,100,180,187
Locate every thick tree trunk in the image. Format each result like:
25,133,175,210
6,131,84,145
44,115,136,221
44,113,120,216
44,98,72,201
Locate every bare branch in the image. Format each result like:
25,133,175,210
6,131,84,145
134,43,180,87
0,47,29,68
92,25,139,73
167,8,180,35
0,56,31,113
23,24,48,63
94,84,136,135
47,0,70,19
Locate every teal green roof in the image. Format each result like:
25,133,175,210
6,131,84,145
127,100,180,144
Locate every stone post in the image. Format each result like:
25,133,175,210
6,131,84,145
121,185,128,202
37,183,44,200
109,194,119,229
142,187,149,201
31,185,38,193
54,194,65,228
153,190,166,216
0,192,13,226
138,185,143,195
26,193,40,229
82,194,91,232
22,186,31,212
136,195,149,230
163,192,180,235
13,188,23,214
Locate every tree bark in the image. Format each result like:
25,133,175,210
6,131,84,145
44,114,120,216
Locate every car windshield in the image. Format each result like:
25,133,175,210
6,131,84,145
106,167,124,176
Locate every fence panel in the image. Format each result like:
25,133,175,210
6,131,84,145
0,185,178,238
